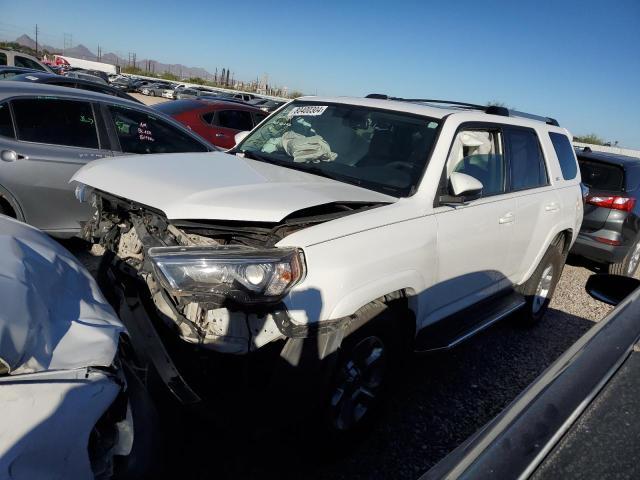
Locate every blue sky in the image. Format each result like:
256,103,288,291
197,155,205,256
3,0,640,148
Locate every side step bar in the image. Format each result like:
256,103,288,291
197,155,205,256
415,291,526,352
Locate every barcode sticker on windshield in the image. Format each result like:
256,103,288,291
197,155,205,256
288,105,328,118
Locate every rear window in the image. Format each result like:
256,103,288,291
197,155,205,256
578,158,624,192
12,98,98,148
506,128,548,190
0,53,6,66
153,100,203,116
217,110,253,131
108,105,209,154
549,132,578,180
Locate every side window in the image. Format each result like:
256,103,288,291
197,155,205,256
201,112,215,124
14,56,46,71
108,105,208,154
12,98,98,148
506,129,548,190
217,110,253,131
446,129,506,196
253,113,267,126
0,103,14,138
0,53,7,66
549,132,578,180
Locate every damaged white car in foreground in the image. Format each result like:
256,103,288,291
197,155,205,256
72,95,582,434
0,216,155,479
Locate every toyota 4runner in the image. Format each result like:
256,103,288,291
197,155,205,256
73,95,583,433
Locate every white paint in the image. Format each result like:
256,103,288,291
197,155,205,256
74,97,582,338
72,151,395,223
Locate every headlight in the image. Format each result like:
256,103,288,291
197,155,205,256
148,246,306,304
74,183,93,203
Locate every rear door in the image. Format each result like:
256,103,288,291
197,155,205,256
507,127,560,281
0,97,111,233
210,109,254,148
105,104,211,154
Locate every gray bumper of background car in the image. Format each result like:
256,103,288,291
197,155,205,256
570,232,629,264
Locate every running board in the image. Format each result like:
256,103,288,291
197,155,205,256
415,291,526,352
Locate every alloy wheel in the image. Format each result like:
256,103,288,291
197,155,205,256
329,336,386,431
533,264,555,314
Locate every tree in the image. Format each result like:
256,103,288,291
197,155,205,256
289,90,304,99
160,71,179,81
574,133,605,145
188,76,207,85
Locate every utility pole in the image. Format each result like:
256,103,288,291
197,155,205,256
34,24,39,56
63,33,72,55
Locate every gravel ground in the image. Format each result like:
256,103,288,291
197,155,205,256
62,240,612,479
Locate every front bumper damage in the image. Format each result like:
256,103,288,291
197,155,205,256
86,192,355,420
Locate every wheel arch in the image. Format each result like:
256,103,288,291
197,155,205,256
519,227,573,286
0,184,25,221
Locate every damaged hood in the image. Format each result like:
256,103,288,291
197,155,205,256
0,216,123,374
72,151,396,222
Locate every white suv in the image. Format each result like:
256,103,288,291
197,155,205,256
73,95,583,433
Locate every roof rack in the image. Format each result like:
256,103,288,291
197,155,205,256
365,94,560,127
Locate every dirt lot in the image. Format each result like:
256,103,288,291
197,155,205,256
65,239,612,479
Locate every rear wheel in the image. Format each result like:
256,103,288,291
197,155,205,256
517,240,565,325
608,239,640,277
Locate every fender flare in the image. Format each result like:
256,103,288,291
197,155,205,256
327,269,425,321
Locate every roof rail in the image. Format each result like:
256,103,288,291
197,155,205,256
365,94,560,126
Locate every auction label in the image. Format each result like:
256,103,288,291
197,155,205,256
288,105,328,117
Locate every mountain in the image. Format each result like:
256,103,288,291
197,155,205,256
15,34,35,49
14,34,58,54
11,34,216,80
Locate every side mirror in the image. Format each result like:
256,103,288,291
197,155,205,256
440,172,483,204
234,131,250,146
585,274,640,306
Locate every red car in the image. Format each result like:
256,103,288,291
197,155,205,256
153,99,269,149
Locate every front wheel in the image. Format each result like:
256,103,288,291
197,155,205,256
322,301,409,436
517,241,565,325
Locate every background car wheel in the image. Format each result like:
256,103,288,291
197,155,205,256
517,240,565,325
607,239,640,277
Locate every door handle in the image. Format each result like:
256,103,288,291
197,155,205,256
545,203,560,212
0,150,28,162
215,133,226,138
499,212,514,224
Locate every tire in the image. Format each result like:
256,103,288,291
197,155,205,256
0,203,7,216
607,239,640,277
322,301,404,437
516,240,566,325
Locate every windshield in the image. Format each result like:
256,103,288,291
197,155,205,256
237,101,440,196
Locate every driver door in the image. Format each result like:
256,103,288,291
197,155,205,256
426,127,516,322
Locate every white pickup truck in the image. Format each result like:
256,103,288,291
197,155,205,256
73,95,583,433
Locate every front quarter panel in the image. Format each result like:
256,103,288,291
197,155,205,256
282,214,437,325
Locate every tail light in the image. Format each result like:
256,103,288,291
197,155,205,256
586,195,636,212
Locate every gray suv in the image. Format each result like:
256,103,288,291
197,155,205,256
0,82,214,237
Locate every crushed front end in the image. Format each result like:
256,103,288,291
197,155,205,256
80,190,370,422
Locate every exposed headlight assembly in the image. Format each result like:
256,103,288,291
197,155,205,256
148,246,306,304
74,183,94,203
